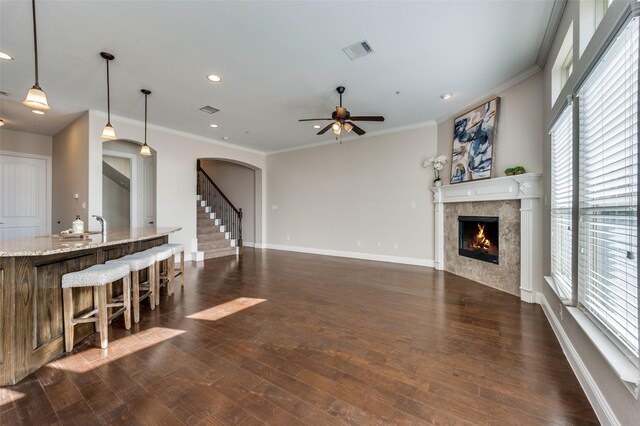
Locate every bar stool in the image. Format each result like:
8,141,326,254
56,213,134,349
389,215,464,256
107,251,156,323
162,243,185,288
61,263,131,352
145,245,175,306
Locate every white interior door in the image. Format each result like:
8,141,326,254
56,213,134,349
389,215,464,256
143,156,156,226
0,154,48,240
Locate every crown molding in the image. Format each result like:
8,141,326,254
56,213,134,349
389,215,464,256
266,119,437,156
537,0,568,68
93,110,265,156
435,64,541,124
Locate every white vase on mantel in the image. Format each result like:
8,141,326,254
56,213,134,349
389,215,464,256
434,180,442,187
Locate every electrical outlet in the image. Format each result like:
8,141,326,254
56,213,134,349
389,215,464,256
286,235,290,241
357,240,362,247
376,242,381,248
393,243,399,250
81,201,86,209
410,201,416,209
271,204,278,210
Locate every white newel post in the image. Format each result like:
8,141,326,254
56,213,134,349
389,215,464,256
431,173,543,303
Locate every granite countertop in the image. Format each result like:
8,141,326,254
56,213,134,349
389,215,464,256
0,227,181,257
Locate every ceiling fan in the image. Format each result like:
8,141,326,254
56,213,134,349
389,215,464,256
299,86,385,136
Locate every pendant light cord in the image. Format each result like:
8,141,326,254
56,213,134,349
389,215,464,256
106,59,111,123
144,92,148,145
31,0,40,87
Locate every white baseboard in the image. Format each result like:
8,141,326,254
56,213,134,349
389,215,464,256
242,241,256,248
262,243,434,268
538,293,620,426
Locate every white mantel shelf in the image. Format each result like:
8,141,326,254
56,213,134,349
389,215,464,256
431,173,543,303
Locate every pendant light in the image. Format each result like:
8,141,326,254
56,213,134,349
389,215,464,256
22,0,50,111
100,52,117,140
140,89,152,156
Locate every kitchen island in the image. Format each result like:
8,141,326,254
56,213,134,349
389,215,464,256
0,227,181,385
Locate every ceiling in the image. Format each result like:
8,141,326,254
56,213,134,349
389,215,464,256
0,0,555,153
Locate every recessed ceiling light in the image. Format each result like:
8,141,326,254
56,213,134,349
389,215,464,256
0,52,13,60
32,110,45,115
440,93,453,100
223,136,229,140
209,124,218,128
313,125,321,129
207,74,221,82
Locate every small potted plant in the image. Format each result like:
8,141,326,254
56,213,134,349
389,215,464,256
505,167,515,176
424,155,448,187
513,166,526,175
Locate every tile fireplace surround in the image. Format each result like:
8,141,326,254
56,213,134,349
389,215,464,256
431,173,543,303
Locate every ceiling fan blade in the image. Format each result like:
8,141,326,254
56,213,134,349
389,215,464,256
299,118,333,122
317,123,334,135
349,116,385,122
349,122,366,135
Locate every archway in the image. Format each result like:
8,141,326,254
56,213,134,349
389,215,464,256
197,158,263,246
102,139,157,229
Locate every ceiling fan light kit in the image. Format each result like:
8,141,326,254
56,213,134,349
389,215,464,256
23,0,50,111
299,86,384,138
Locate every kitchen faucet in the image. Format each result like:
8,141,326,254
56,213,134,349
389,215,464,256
92,215,107,240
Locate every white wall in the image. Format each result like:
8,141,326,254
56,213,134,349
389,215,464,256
266,125,437,264
86,111,266,259
200,160,256,244
436,72,544,183
52,113,89,233
0,128,52,157
540,1,640,424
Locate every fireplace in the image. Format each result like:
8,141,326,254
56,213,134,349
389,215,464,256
458,216,499,264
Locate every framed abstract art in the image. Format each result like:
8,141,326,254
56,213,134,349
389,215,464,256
450,97,500,183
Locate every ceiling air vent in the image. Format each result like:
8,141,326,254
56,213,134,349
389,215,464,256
342,40,374,61
199,105,220,114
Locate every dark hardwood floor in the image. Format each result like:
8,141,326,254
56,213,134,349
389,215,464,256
0,249,598,425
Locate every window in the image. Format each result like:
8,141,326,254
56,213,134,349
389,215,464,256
578,17,638,359
580,0,610,57
552,23,574,105
550,104,573,299
561,48,574,87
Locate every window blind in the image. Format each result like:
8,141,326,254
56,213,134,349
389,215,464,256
551,104,574,299
578,17,639,357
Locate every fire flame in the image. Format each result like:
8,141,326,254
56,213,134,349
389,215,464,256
470,223,491,252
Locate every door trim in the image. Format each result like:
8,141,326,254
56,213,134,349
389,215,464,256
103,149,138,228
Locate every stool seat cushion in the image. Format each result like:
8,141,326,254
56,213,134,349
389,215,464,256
145,246,173,261
62,263,130,288
163,243,185,255
107,252,155,271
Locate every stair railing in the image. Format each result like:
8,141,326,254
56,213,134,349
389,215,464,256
196,160,243,247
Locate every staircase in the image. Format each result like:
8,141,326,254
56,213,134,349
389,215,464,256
196,161,243,260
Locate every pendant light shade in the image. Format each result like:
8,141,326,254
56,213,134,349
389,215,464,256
343,122,353,133
23,0,50,111
140,89,152,157
332,122,341,131
100,52,117,140
101,123,116,140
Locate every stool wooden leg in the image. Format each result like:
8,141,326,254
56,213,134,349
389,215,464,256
180,251,185,288
62,288,74,352
93,285,100,332
154,261,160,306
168,259,176,296
123,274,132,330
132,271,140,323
96,286,109,349
148,264,156,311
106,282,113,323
